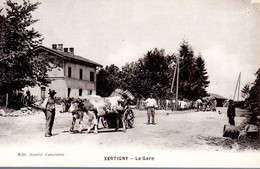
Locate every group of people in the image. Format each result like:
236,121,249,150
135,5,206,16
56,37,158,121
144,95,236,127
41,90,158,137
40,89,236,137
195,98,217,112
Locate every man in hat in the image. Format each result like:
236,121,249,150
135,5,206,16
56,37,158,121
43,89,57,137
227,100,236,125
144,93,158,125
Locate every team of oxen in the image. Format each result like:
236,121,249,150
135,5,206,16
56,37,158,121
60,89,134,134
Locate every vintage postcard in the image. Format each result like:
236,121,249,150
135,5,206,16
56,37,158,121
0,0,259,168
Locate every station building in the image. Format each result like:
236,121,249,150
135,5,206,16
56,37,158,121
24,44,102,99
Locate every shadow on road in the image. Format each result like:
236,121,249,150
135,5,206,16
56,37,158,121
62,128,127,134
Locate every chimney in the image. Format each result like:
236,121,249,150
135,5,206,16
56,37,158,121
57,44,63,51
52,44,57,50
64,48,68,52
69,48,74,54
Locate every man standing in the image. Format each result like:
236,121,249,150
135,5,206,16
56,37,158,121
212,99,217,112
195,98,202,111
42,89,57,137
227,100,236,125
144,94,158,125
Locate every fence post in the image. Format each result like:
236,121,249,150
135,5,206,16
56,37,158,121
5,93,8,108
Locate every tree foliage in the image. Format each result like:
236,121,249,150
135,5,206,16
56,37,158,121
241,84,250,99
248,68,260,104
177,41,209,100
0,0,53,94
193,53,209,97
136,48,171,98
96,64,121,97
96,41,210,100
118,61,141,97
242,68,260,112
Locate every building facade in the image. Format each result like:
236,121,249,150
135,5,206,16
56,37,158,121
24,44,102,99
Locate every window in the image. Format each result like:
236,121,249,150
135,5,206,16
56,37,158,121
68,88,71,98
68,67,72,77
79,89,82,96
89,90,92,95
41,87,46,98
90,72,94,82
79,69,83,80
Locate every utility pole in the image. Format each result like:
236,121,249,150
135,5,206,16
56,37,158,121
170,62,177,93
175,57,179,110
233,72,241,102
170,57,180,110
237,73,241,101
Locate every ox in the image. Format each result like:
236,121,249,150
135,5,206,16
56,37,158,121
68,99,87,133
68,95,128,134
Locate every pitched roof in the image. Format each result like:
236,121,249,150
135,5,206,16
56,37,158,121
208,93,227,100
34,45,103,67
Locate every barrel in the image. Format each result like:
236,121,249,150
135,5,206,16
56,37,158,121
223,124,240,139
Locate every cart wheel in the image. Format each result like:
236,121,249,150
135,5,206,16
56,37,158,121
124,109,134,129
101,117,109,128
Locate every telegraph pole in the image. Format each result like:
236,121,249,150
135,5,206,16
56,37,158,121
233,72,241,102
170,61,177,93
170,56,180,110
175,57,179,110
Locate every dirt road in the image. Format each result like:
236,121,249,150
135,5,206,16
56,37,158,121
0,107,247,149
0,107,259,167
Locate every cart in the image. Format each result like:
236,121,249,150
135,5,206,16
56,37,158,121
100,106,135,129
100,89,135,129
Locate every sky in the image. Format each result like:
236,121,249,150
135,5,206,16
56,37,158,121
1,0,259,99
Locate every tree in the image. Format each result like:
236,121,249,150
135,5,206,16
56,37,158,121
0,0,54,97
245,68,260,111
178,40,197,100
176,40,210,101
96,64,120,97
96,41,210,101
115,48,173,99
140,48,171,98
241,83,250,99
193,53,210,98
119,61,140,97
241,68,260,141
134,48,171,98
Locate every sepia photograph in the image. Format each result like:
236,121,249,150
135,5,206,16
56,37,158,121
0,0,259,168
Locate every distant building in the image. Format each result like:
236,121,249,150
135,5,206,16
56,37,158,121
208,93,227,107
24,44,102,99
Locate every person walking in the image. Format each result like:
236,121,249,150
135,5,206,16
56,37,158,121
42,89,57,137
144,94,158,125
227,100,236,125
